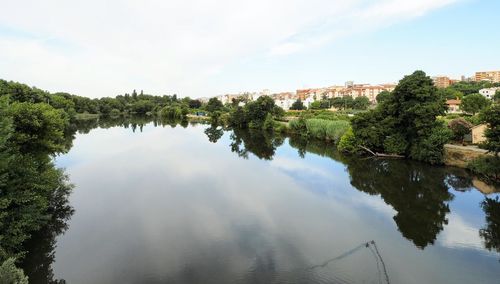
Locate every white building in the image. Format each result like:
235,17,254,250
303,95,315,108
479,87,500,100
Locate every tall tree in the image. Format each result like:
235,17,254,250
351,70,450,163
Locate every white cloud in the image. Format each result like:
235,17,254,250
0,0,458,98
438,213,489,252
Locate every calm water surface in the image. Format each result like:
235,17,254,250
28,119,500,283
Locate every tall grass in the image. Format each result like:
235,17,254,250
305,119,350,143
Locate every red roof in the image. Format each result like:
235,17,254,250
446,99,461,105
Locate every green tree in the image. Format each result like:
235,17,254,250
480,104,500,154
376,90,392,104
449,81,494,95
188,99,202,109
8,102,68,155
436,88,463,100
245,96,276,129
206,98,223,113
228,106,247,128
351,70,449,163
461,93,491,115
290,99,305,110
352,96,370,110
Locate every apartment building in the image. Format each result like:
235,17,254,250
433,76,453,88
475,71,500,83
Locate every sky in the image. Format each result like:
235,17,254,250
0,0,499,99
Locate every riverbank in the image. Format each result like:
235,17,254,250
443,144,494,168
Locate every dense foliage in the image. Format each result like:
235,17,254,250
461,93,491,115
228,96,283,129
467,104,500,183
0,258,28,284
0,94,73,281
480,104,500,154
350,71,450,163
0,79,204,119
449,80,500,95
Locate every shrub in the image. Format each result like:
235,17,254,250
338,127,359,154
448,118,473,143
410,125,452,164
263,113,274,130
467,156,500,183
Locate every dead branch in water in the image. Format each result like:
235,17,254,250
359,145,405,159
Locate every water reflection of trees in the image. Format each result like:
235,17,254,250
204,124,224,143
480,197,500,255
286,135,477,250
19,187,74,284
228,129,285,160
69,115,197,135
344,158,455,248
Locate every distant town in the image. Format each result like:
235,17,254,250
200,70,500,111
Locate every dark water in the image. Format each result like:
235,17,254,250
25,118,500,283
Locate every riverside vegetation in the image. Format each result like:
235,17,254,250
1,70,499,280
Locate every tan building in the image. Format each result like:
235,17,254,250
433,76,453,88
475,71,500,83
470,124,487,144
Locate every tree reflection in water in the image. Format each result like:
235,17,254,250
229,128,285,160
18,175,74,284
480,197,500,256
272,133,482,250
344,158,455,248
204,124,224,143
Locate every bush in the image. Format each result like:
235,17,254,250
0,258,28,284
448,118,473,143
263,113,274,130
410,125,452,164
338,127,359,154
467,156,500,183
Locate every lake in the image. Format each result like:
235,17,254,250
22,118,500,283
